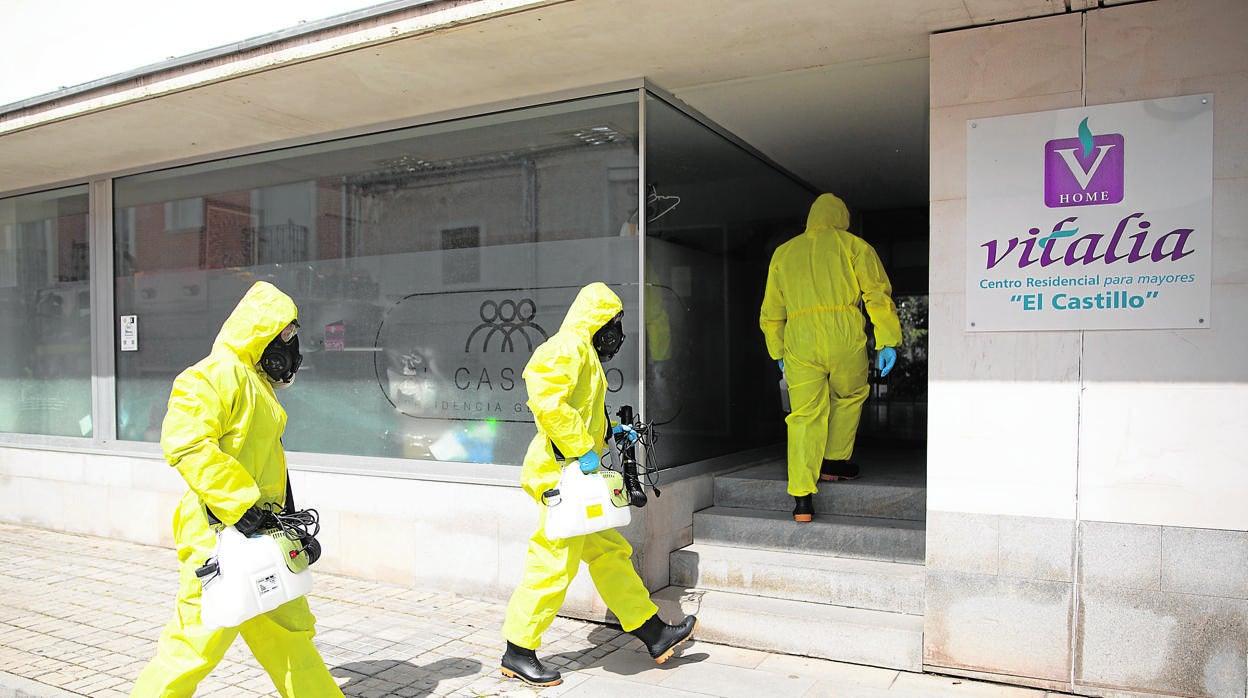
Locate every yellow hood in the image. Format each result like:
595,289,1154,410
805,193,851,232
558,281,623,339
213,281,298,366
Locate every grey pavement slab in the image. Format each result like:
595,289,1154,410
0,522,1080,697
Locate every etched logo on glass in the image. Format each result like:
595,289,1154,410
464,298,549,353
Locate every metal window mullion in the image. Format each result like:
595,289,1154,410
89,178,116,444
636,87,648,422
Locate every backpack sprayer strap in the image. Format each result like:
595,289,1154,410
282,477,296,514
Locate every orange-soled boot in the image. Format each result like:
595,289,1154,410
629,614,698,664
500,641,562,687
793,494,813,522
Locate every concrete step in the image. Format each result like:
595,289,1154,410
694,506,926,563
669,542,925,615
653,585,923,672
715,464,925,522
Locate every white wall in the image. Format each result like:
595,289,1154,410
0,445,536,597
927,1,1248,693
1075,0,1248,530
929,0,1248,532
0,442,707,620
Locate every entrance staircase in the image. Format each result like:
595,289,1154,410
653,443,927,670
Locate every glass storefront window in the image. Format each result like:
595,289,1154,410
114,93,641,466
0,185,92,437
643,94,814,465
103,88,823,471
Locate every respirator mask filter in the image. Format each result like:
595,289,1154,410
260,321,302,388
592,313,625,362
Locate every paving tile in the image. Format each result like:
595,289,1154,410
890,671,1047,697
756,652,900,688
0,522,1068,698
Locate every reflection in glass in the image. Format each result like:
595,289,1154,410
643,94,815,466
114,93,641,466
110,88,826,472
0,185,92,437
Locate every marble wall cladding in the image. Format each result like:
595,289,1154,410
928,515,1248,696
1161,526,1248,600
1079,520,1162,591
928,91,1084,203
1077,585,1248,697
999,515,1074,583
929,12,1082,110
926,381,1079,520
927,199,966,294
930,1,1248,693
925,510,1000,575
925,568,1073,682
925,511,1075,682
1212,177,1248,285
1076,521,1248,697
1082,521,1248,599
1085,0,1248,124
926,512,1075,584
1077,381,1248,531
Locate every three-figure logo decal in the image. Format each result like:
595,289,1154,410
464,298,549,353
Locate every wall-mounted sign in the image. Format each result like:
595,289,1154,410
120,315,138,351
966,94,1212,331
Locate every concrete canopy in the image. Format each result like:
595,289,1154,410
0,0,1136,211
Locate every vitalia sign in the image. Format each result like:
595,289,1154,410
966,95,1212,331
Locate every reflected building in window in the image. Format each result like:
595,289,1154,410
105,88,813,471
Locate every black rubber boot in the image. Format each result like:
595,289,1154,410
629,613,698,664
793,494,813,522
820,459,860,481
500,641,562,687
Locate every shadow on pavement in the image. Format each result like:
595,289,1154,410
331,656,481,697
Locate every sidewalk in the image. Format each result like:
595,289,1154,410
0,522,1077,698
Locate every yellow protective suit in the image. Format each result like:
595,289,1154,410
644,264,676,418
645,264,671,363
759,194,902,497
131,282,342,698
502,282,658,650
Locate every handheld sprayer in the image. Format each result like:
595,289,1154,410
611,405,661,507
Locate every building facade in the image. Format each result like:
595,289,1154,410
1,1,1244,696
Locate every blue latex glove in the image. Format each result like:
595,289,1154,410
578,450,601,474
877,347,897,377
777,358,785,372
612,424,638,444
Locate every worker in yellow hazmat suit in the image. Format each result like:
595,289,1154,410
131,281,342,697
500,282,696,687
760,194,902,523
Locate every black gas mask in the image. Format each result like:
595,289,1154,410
259,321,302,388
592,313,626,363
